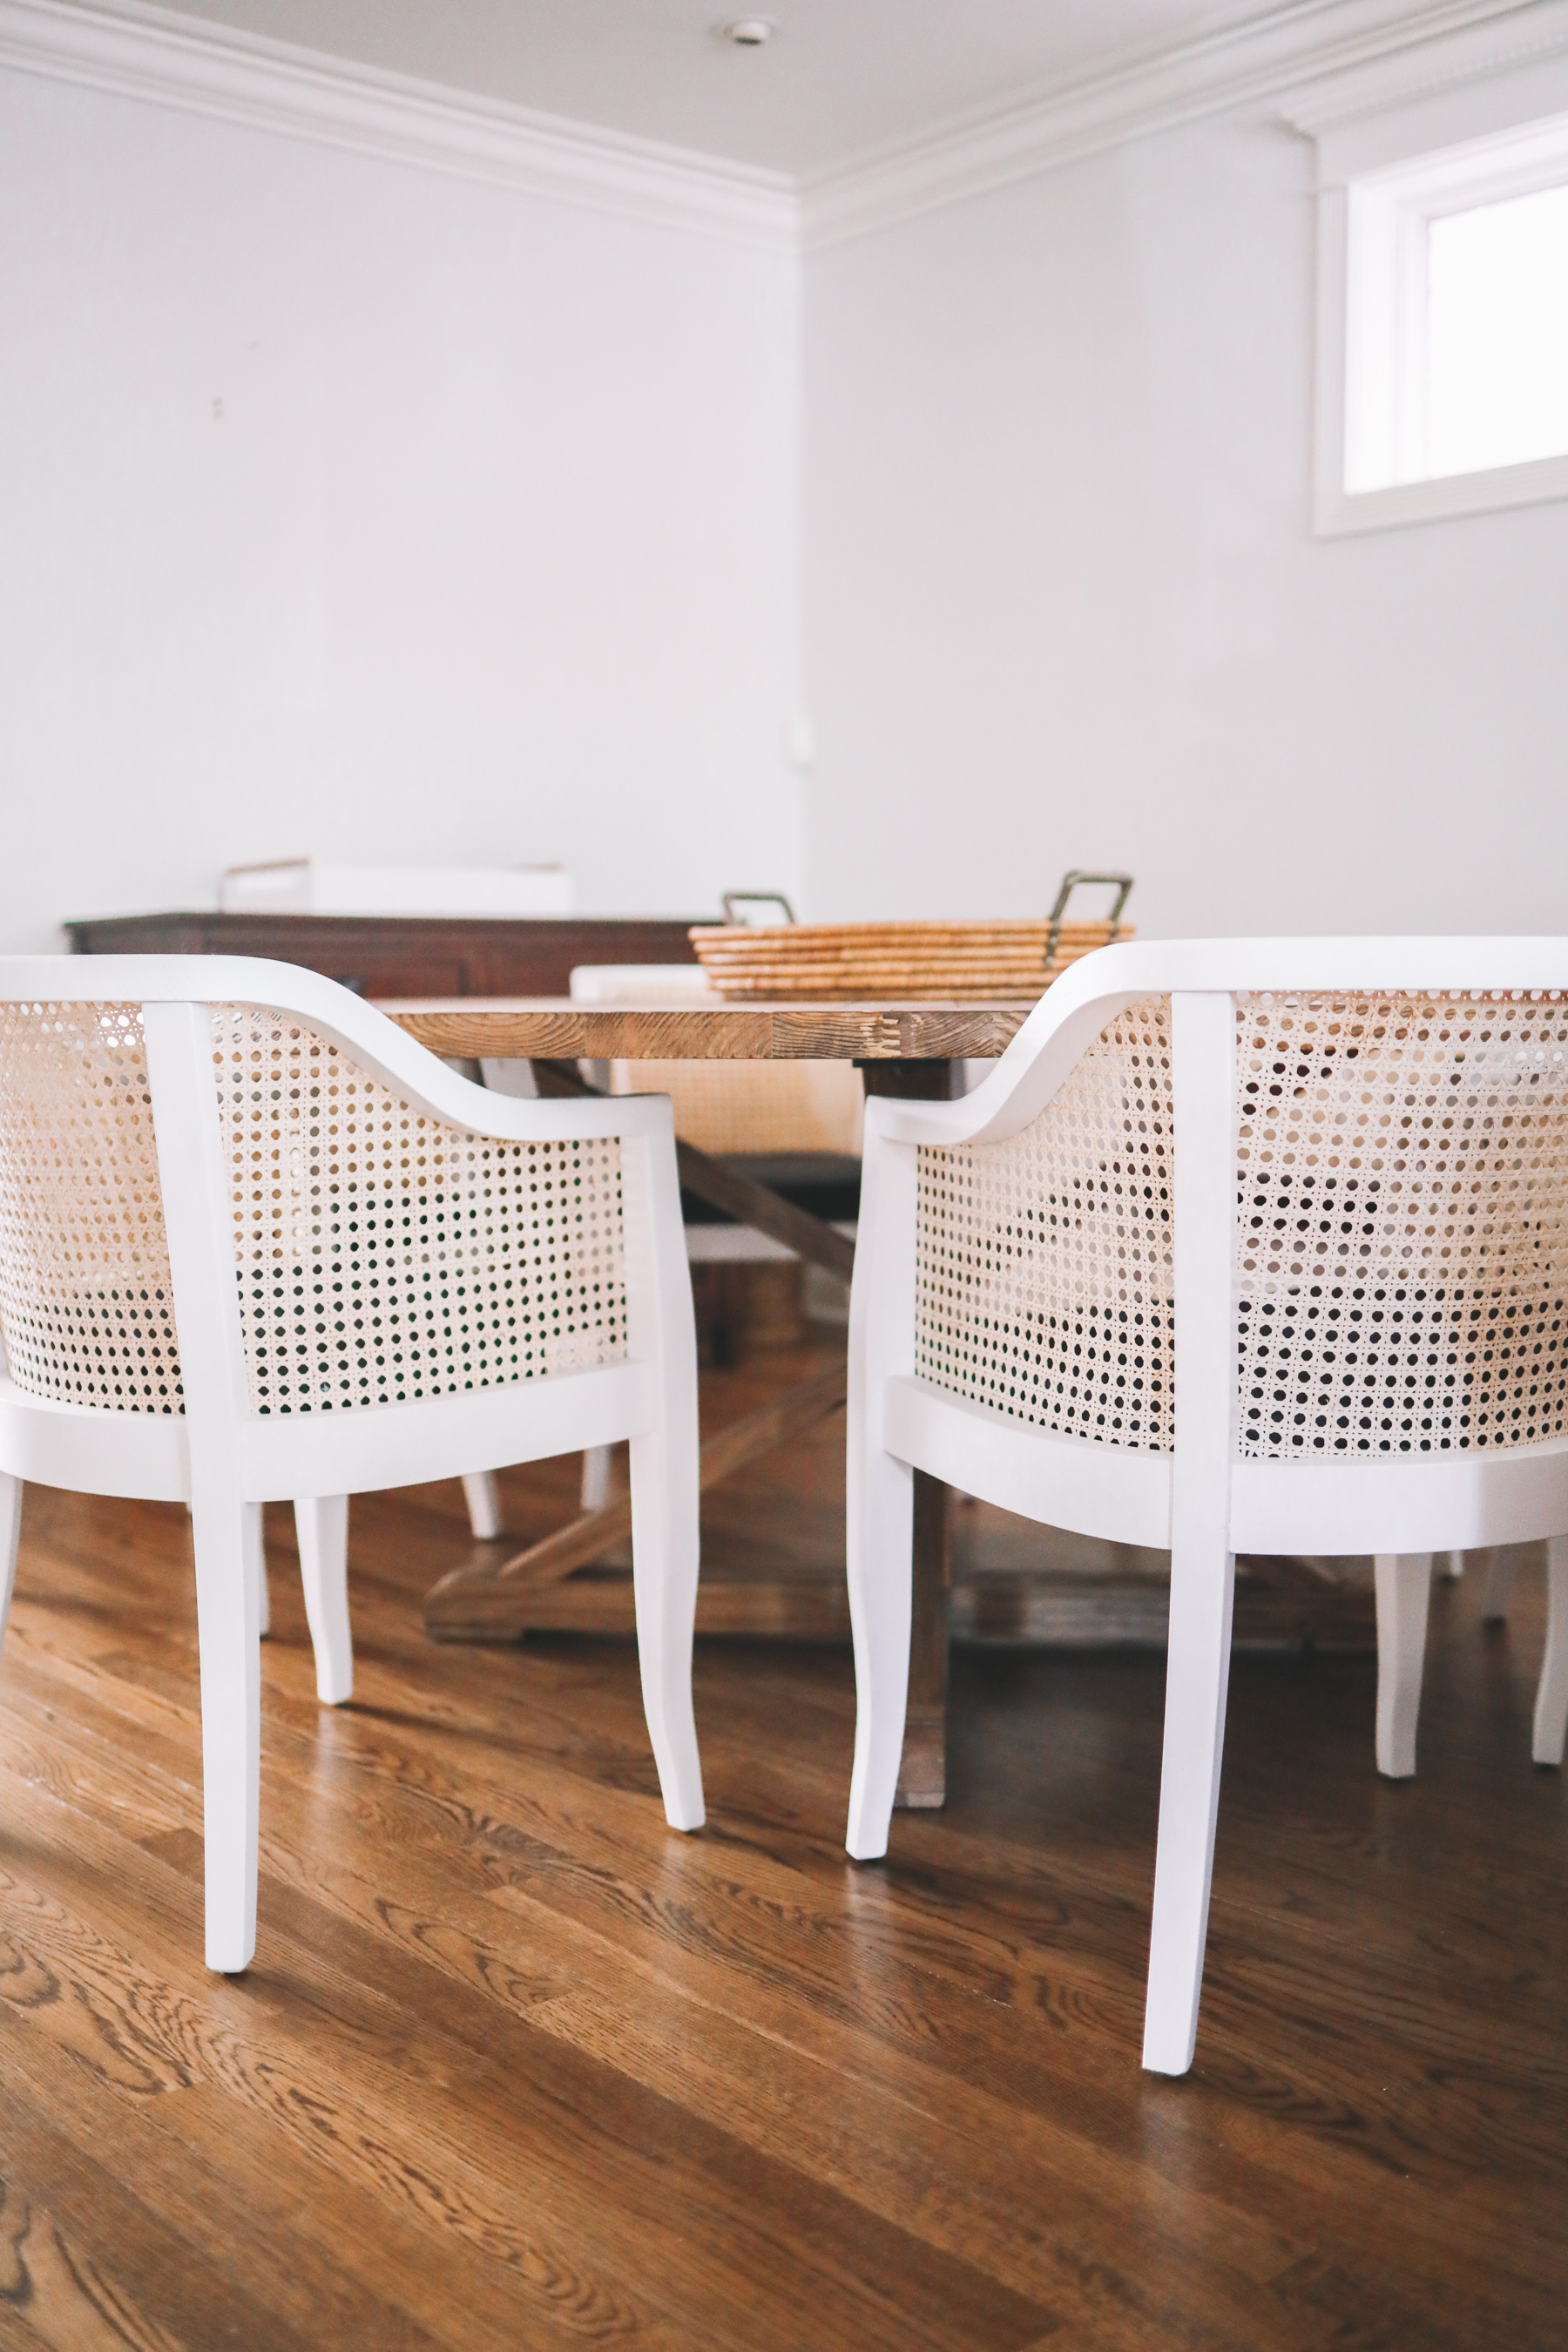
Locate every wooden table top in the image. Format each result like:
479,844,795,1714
383,996,1033,1061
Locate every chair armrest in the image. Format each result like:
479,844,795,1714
1,954,671,1147
865,950,1158,1149
266,985,674,1147
849,932,1568,1152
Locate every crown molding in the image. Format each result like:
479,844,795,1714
0,0,799,248
1278,0,1568,134
3,0,1561,258
800,0,1556,249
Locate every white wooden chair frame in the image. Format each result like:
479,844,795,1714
844,939,1568,2075
0,957,704,1975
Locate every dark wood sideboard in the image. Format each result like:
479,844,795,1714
64,912,710,999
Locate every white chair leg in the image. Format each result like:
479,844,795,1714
844,1442,914,1862
1141,1535,1236,2076
1374,1551,1431,1778
1437,1549,1465,1579
580,1444,613,1511
1532,1534,1568,1767
842,1115,919,1862
0,1474,21,1650
1483,1544,1519,1622
191,1494,261,1973
294,1495,353,1706
462,1470,504,1541
627,1422,705,1832
245,1499,270,1639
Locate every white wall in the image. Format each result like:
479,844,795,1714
8,62,1565,954
0,68,802,949
801,111,1568,937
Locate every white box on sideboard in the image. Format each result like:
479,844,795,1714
220,861,572,917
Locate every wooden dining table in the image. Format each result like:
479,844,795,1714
386,993,1033,1811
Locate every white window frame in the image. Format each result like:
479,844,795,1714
1293,37,1568,536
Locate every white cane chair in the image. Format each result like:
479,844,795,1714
0,957,704,1975
844,939,1568,2075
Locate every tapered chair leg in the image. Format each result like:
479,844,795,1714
0,1473,21,1649
628,1426,704,1831
462,1470,503,1541
1533,1535,1568,1768
1375,1552,1431,1778
191,1494,261,1974
1483,1545,1519,1623
1141,1535,1236,2075
845,1442,915,1862
580,1444,613,1511
1437,1550,1465,1579
294,1495,353,1705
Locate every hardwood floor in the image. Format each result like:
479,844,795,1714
1,1345,1565,2349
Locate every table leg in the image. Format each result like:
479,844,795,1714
427,1356,848,1639
861,1058,958,1809
897,1470,951,1807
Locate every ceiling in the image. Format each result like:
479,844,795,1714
144,0,1285,179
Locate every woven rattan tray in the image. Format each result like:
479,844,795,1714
689,916,1133,1003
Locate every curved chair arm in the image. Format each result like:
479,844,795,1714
866,934,1568,1152
0,956,667,1150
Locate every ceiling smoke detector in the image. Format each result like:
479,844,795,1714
720,18,775,45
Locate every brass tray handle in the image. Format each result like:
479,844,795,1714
722,891,797,926
1044,871,1134,973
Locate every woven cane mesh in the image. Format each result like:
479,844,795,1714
213,1008,628,1416
0,1002,181,1412
916,999,1174,1450
914,989,1568,1464
1237,992,1568,1457
0,999,629,1422
610,1059,863,1156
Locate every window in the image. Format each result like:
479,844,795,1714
1426,181,1568,477
1294,44,1568,536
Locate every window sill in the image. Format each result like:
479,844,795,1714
1315,448,1568,537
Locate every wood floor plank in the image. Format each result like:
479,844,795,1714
6,1552,1560,2305
6,1608,1335,2342
115,1686,1563,2337
0,1761,1055,2352
0,1813,712,2349
0,2074,299,2352
1,1879,709,2352
3,1355,1566,2351
0,2027,617,2352
12,1590,1568,2211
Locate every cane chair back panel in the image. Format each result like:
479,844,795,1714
213,1008,628,1416
1237,991,1568,1458
916,999,1175,1451
0,998,630,1422
915,989,1568,1463
0,1000,181,1412
609,1058,863,1157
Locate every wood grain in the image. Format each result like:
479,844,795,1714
3,1361,1565,2350
386,998,1030,1064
